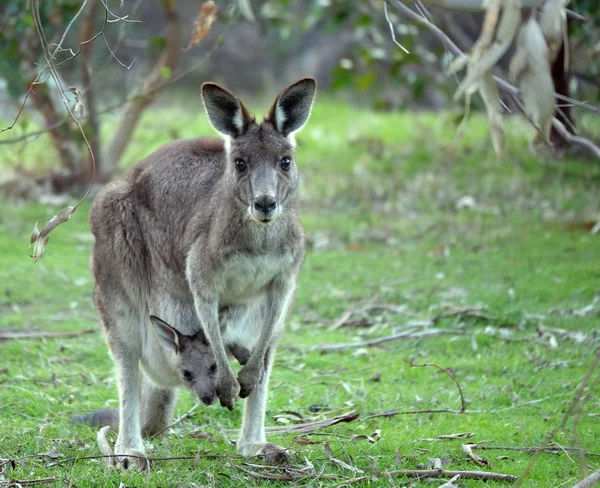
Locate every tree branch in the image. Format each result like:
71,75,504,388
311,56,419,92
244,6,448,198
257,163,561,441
386,0,600,162
101,0,182,180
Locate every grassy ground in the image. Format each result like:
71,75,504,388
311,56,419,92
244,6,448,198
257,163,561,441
1,99,600,487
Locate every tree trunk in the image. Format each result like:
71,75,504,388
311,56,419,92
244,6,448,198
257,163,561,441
29,83,79,172
101,0,182,181
80,0,102,181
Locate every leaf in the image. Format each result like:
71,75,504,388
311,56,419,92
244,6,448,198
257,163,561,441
350,429,381,443
189,430,211,440
236,0,256,22
462,443,490,467
183,1,217,51
437,474,461,488
510,18,556,144
454,0,520,100
479,72,505,157
293,436,321,446
539,0,568,63
30,206,76,261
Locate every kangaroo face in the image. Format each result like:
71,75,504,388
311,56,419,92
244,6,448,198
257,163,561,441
202,78,316,225
150,315,217,406
228,125,298,224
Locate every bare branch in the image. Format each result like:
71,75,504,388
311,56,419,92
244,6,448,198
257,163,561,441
384,2,410,53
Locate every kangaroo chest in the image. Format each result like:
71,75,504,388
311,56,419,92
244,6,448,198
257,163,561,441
219,253,292,305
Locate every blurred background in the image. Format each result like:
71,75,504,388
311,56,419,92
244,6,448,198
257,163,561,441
0,0,599,197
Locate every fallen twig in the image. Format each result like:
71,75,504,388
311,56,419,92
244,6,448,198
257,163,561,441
571,469,600,488
0,478,58,487
313,328,465,353
474,445,600,457
410,361,466,413
0,328,97,341
362,408,463,420
46,452,225,468
150,403,200,439
264,410,359,434
387,469,516,482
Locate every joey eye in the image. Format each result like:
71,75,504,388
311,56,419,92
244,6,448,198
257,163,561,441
183,370,193,380
235,158,247,173
209,363,217,373
280,157,291,171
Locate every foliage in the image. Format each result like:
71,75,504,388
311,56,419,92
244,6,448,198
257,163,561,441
1,101,599,486
0,0,80,96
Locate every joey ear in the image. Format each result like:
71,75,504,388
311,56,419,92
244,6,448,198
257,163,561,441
268,78,316,137
201,82,254,138
150,315,181,353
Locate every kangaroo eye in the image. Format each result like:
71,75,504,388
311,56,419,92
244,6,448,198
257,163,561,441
209,363,217,373
280,157,291,171
183,370,193,380
235,158,247,173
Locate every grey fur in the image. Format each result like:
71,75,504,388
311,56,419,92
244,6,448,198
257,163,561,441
85,78,316,467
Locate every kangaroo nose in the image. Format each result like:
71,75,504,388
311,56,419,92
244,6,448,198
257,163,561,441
254,195,276,214
200,393,214,405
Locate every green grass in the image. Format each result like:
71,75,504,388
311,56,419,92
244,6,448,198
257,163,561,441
1,99,600,487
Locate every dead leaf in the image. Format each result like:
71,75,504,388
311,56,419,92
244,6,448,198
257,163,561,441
184,1,217,51
292,436,321,446
437,474,461,488
189,430,211,440
462,443,490,467
350,429,381,444
30,206,76,261
509,18,556,144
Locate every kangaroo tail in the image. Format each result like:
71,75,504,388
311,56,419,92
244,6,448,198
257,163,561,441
71,408,119,428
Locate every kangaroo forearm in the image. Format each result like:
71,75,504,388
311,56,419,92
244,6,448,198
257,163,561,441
248,282,294,365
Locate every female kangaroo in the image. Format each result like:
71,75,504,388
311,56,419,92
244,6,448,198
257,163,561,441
85,78,316,469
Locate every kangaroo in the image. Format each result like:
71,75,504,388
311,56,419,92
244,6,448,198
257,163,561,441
86,78,316,468
72,316,219,433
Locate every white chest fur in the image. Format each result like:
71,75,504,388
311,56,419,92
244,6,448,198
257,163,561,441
219,253,292,306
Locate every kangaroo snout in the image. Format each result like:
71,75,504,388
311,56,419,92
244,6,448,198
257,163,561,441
200,392,215,405
252,194,278,222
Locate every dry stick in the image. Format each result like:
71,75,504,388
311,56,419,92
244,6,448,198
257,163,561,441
0,478,58,487
313,328,465,353
0,328,97,341
410,360,466,413
46,452,225,468
362,408,463,420
571,469,600,488
515,347,600,488
474,445,600,458
385,0,600,162
149,403,200,439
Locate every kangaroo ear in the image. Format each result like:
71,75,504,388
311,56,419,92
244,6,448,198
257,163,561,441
194,328,209,347
202,82,254,138
268,78,316,137
150,315,181,353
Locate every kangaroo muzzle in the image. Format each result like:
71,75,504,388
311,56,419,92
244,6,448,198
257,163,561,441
251,193,279,223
